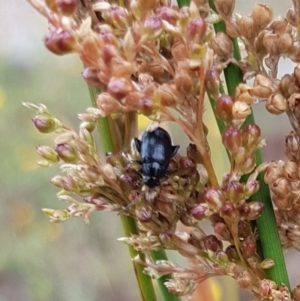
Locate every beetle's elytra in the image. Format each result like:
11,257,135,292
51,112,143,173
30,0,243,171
134,127,179,188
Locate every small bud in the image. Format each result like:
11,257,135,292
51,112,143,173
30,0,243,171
214,222,231,240
107,77,132,100
222,126,242,155
260,258,275,269
158,84,178,107
36,146,59,163
259,279,277,298
225,245,240,262
42,208,70,222
270,177,292,197
96,93,122,116
223,181,244,203
205,69,220,100
45,30,77,55
220,202,239,220
244,180,259,198
214,0,235,20
178,156,197,176
239,202,264,220
202,187,226,210
187,17,207,41
82,67,101,87
234,84,254,105
32,114,57,133
237,270,252,288
273,194,293,210
55,143,78,162
252,3,273,30
119,169,142,193
156,6,179,25
175,72,193,94
211,32,233,59
191,203,211,220
263,33,280,55
135,205,153,222
240,155,256,174
266,93,288,114
240,236,256,257
278,33,293,53
279,74,293,98
57,0,77,16
202,235,223,252
238,221,251,238
215,94,234,123
110,5,130,29
141,16,163,42
242,123,261,150
232,101,251,119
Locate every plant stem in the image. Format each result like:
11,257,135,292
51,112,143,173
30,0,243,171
87,84,158,301
208,0,290,288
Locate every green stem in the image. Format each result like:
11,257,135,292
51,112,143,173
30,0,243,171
208,0,290,288
150,250,180,301
87,84,157,301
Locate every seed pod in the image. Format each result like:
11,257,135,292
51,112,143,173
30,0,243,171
237,15,255,40
237,270,252,288
266,93,288,115
135,205,153,223
45,30,77,55
202,187,226,210
238,221,252,238
232,101,251,120
211,32,233,59
286,131,300,156
240,236,256,257
270,177,292,197
264,162,283,185
270,16,289,34
214,0,235,20
263,33,280,55
240,155,256,175
223,181,244,204
205,69,220,100
239,202,264,220
253,74,274,98
191,203,210,220
272,194,292,210
283,160,299,181
220,202,239,220
55,143,78,162
215,94,234,123
252,3,273,30
244,180,259,198
242,123,261,150
235,84,254,105
107,77,132,100
214,222,231,240
286,7,297,27
36,146,59,163
277,33,293,53
280,74,293,98
175,71,193,94
222,126,242,154
202,235,223,252
224,18,240,38
225,245,240,262
187,17,207,41
156,6,179,24
32,114,57,133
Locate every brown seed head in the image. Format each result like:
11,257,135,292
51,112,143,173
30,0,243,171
202,234,223,252
232,101,251,120
211,32,233,59
287,226,300,241
237,15,255,40
272,195,292,210
270,16,289,34
225,245,240,262
214,0,235,20
239,201,264,220
277,33,293,54
262,32,280,55
237,270,252,288
45,30,77,55
286,131,300,154
235,84,254,105
252,3,273,30
220,202,239,220
171,42,189,61
224,18,240,38
238,221,252,238
202,187,226,210
240,236,256,257
205,69,220,100
283,160,299,181
286,7,298,27
253,74,274,98
214,222,231,241
264,162,283,185
242,123,261,150
266,93,288,115
191,203,211,220
97,92,122,116
107,77,132,100
280,74,293,98
175,71,193,94
270,177,292,197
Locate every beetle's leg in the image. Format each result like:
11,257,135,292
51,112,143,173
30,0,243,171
171,145,180,157
134,137,142,153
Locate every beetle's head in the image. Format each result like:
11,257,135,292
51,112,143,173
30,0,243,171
144,176,160,188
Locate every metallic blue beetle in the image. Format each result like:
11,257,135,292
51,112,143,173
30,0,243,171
134,127,179,188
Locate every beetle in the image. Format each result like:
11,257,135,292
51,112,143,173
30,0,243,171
134,127,180,188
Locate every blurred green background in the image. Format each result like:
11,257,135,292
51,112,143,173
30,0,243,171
1,1,299,301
